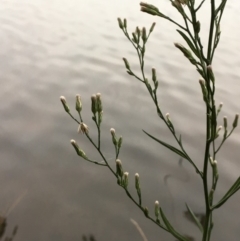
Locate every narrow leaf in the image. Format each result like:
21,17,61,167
185,203,203,232
177,30,200,58
179,135,183,148
222,177,240,199
143,130,187,159
213,177,240,209
160,208,189,241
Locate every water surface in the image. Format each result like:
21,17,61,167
0,0,239,240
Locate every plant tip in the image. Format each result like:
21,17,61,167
110,128,115,134
96,93,101,99
116,159,122,165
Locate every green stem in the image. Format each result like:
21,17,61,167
202,115,211,241
207,0,216,62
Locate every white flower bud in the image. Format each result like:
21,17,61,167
70,139,87,159
60,96,70,113
75,94,82,113
123,172,129,188
110,128,115,135
116,159,123,177
217,126,222,133
96,93,101,99
155,200,160,218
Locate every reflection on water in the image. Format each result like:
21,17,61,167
0,0,240,240
82,235,96,241
0,215,18,241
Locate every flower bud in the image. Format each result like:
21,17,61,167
75,94,82,113
172,0,182,10
91,95,97,114
217,102,223,114
99,111,103,124
144,207,149,217
136,27,141,37
135,173,140,190
207,65,215,83
199,79,208,102
132,32,138,44
70,140,88,159
135,173,141,203
110,128,118,145
223,116,227,129
110,128,115,135
142,27,147,43
117,18,123,29
215,126,222,139
150,22,156,33
213,160,218,179
123,18,127,29
140,2,159,12
118,136,123,149
195,20,201,34
209,188,214,203
217,125,222,133
233,114,239,128
60,96,70,113
123,172,129,188
152,68,157,83
155,200,160,218
140,6,156,14
123,58,130,70
209,156,214,166
96,93,102,112
172,0,186,16
116,159,123,177
174,43,197,65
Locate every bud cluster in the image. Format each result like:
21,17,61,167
91,93,103,125
110,128,123,153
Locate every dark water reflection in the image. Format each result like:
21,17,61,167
0,0,239,240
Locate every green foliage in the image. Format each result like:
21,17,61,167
61,1,239,240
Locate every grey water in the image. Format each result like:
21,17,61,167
0,0,239,240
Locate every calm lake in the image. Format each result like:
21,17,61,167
0,0,239,240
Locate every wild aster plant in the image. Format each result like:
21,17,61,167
60,1,240,240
